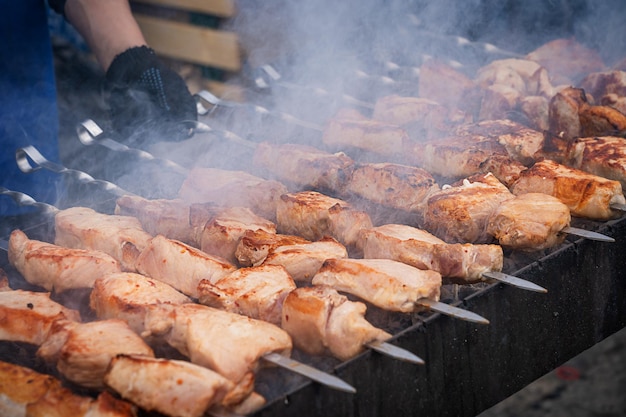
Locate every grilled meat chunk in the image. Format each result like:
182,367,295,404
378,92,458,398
143,303,292,384
90,272,191,335
312,258,441,313
580,71,626,100
197,264,296,325
0,290,80,346
55,207,153,272
8,229,121,293
135,235,236,299
579,136,626,189
359,224,503,283
37,319,154,389
476,154,526,187
322,117,410,158
104,355,234,417
276,191,373,251
281,286,391,361
178,167,288,221
510,159,626,220
235,229,310,267
487,193,570,251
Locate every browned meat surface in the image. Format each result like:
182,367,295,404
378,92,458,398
198,207,276,265
579,104,626,137
424,174,514,243
311,258,441,313
104,355,235,417
0,360,136,417
580,71,626,100
475,58,546,95
37,319,154,389
90,272,191,335
143,303,292,384
579,136,626,189
487,193,571,251
0,290,80,346
135,235,236,298
178,167,288,221
252,142,355,192
281,286,391,361
476,154,526,187
510,159,626,220
235,229,310,267
8,229,121,293
276,191,373,251
359,224,503,283
262,236,348,282
601,93,626,116
321,117,410,157
519,95,550,131
55,207,153,272
197,264,296,325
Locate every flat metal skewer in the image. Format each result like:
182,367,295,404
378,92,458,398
366,340,425,365
562,226,615,242
416,299,489,325
482,271,547,293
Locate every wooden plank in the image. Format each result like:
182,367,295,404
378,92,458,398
135,14,241,72
131,0,235,17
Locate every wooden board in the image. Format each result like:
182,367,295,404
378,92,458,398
131,0,236,18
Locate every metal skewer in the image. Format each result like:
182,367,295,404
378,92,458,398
416,298,489,325
366,340,425,365
561,226,615,243
482,271,547,293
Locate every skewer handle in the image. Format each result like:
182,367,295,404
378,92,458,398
0,187,59,214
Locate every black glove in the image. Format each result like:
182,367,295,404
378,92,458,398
105,46,197,145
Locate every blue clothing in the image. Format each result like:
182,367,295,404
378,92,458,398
1,0,62,213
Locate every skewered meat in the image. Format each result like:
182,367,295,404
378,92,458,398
579,136,626,189
252,141,355,192
580,71,626,100
198,206,276,265
486,193,570,251
276,191,373,251
510,159,626,220
8,229,121,293
235,229,310,267
135,235,236,299
476,154,526,187
178,167,288,221
281,286,391,361
0,290,80,345
311,258,441,313
37,319,154,389
104,355,234,417
579,104,626,137
262,236,348,282
197,264,296,325
0,360,136,417
601,94,626,117
89,272,191,334
359,224,503,283
519,95,550,131
142,303,292,384
55,207,153,272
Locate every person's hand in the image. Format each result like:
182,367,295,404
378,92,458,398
105,46,197,145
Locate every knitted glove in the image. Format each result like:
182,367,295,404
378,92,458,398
105,46,197,144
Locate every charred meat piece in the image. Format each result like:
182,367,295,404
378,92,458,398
312,258,441,313
90,272,191,335
143,303,292,384
359,224,503,283
235,229,310,267
281,286,391,361
135,235,236,299
8,229,121,293
198,207,276,265
197,264,296,325
178,167,288,221
579,104,626,138
579,136,626,189
486,193,571,251
55,207,153,272
510,159,626,220
476,154,526,187
0,290,80,346
276,191,373,251
253,142,355,192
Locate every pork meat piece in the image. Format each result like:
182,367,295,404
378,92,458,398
312,258,441,313
235,229,310,267
8,229,121,293
37,319,154,389
198,207,276,265
580,71,626,100
55,207,153,272
487,193,570,251
0,290,80,346
90,272,191,335
476,154,526,187
510,159,626,220
143,303,292,384
197,264,296,325
104,355,234,417
178,167,288,221
579,136,626,189
252,142,355,192
135,235,236,299
281,286,391,361
359,224,503,283
579,104,626,137
276,191,373,250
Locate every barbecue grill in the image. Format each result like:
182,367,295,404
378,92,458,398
2,1,626,416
